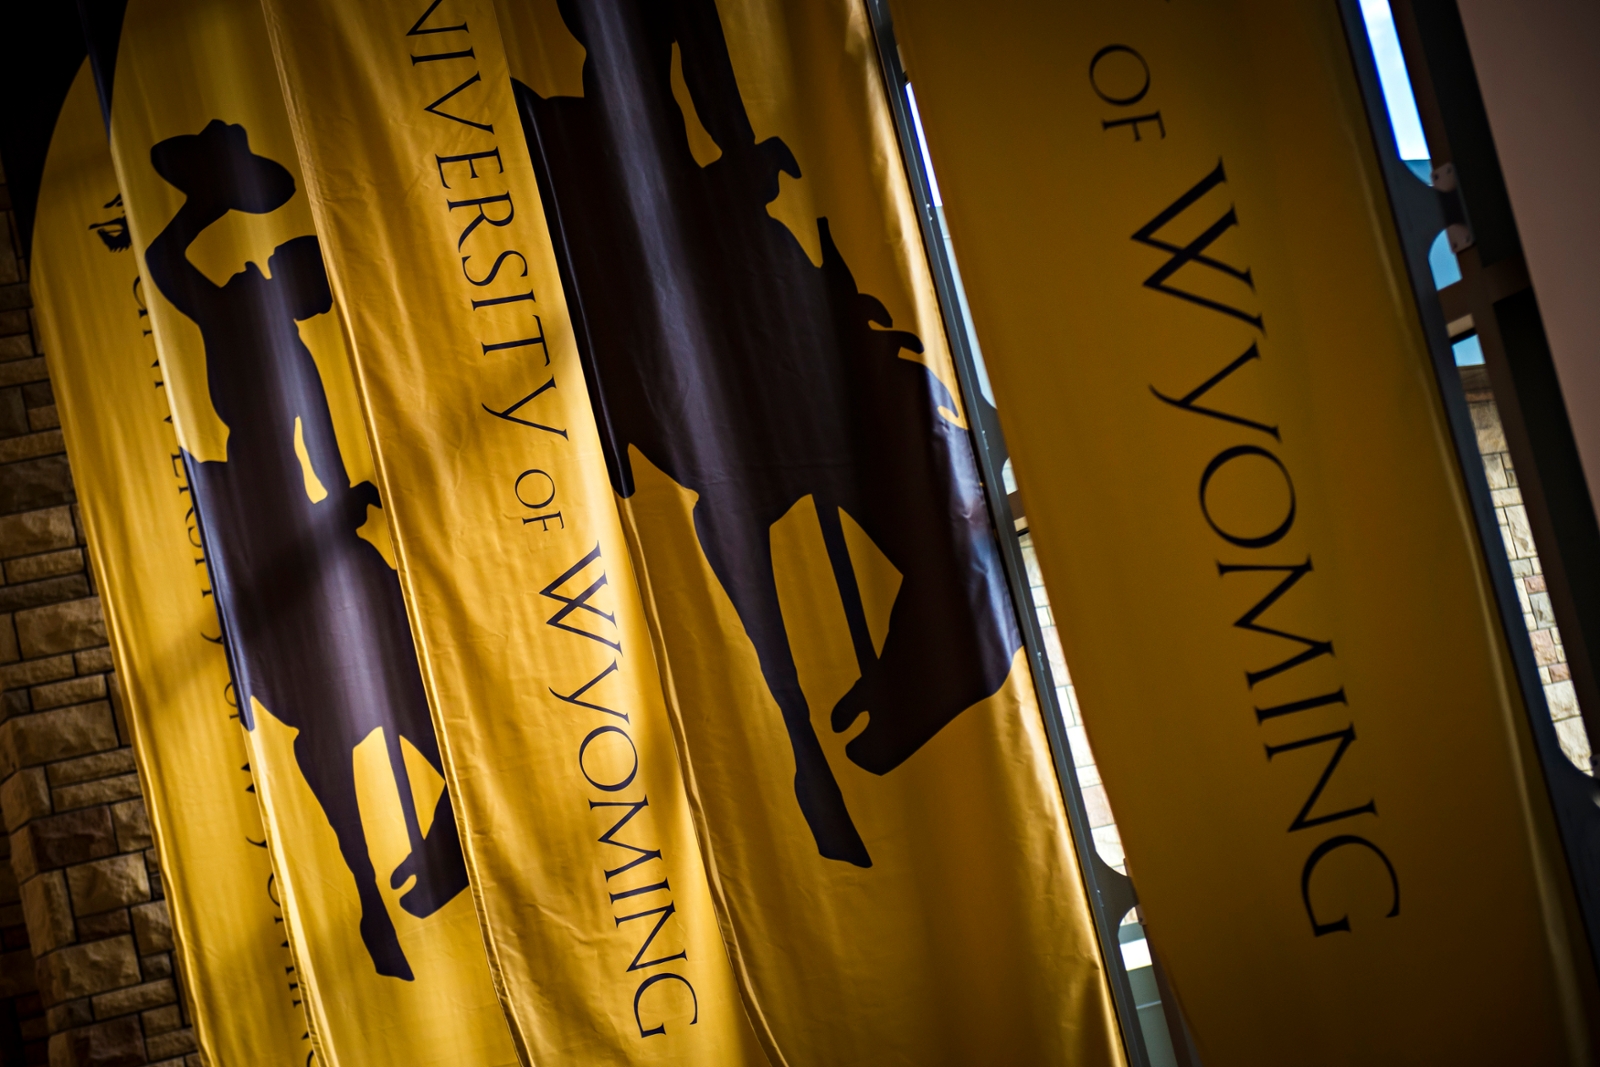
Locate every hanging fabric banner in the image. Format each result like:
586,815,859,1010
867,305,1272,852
32,59,309,1067
499,1,1125,1063
93,2,518,1063
259,0,767,1062
890,0,1596,1062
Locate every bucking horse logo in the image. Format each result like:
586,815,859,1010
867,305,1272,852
515,0,1022,867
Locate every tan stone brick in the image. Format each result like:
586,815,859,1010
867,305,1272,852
26,405,58,432
0,653,73,691
0,859,15,904
66,855,149,915
145,1028,196,1060
12,807,116,879
47,1015,144,1066
0,357,45,388
1556,717,1593,773
1481,451,1508,490
0,615,15,665
110,800,150,854
9,831,34,884
0,574,91,614
37,935,139,1002
64,1007,99,1042
91,977,173,1019
130,901,170,955
73,647,113,674
76,909,130,940
1503,504,1538,559
4,549,80,585
1470,399,1507,454
0,702,117,777
0,333,28,362
139,953,171,981
1530,590,1558,629
0,459,75,525
0,430,62,465
1,766,49,831
54,773,141,813
14,599,104,659
141,1003,181,1036
49,750,136,787
1081,782,1115,829
31,675,105,711
0,507,72,559
44,998,92,1034
1546,679,1581,721
18,871,71,954
1490,486,1523,509
1091,824,1125,870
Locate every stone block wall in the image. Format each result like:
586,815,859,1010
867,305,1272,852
0,172,197,1066
1464,366,1593,772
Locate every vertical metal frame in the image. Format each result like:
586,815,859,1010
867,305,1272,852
1390,0,1600,763
860,4,1157,1064
1333,0,1600,972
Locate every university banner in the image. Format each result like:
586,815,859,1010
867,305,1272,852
94,1,517,1063
891,0,1597,1061
260,0,767,1063
31,59,308,1067
501,2,1125,1063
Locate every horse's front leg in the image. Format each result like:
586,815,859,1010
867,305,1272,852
694,505,872,867
293,731,414,980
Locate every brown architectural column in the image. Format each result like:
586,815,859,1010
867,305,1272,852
0,169,198,1067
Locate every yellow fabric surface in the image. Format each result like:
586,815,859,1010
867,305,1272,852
32,59,310,1067
259,1,768,1063
499,2,1126,1064
100,2,517,1063
893,0,1596,1061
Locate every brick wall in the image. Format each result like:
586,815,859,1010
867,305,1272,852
0,172,197,1066
1464,365,1593,773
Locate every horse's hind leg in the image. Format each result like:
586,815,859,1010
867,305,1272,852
293,731,414,980
377,668,471,918
695,505,872,867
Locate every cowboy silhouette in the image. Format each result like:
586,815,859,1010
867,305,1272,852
144,121,466,980
516,0,1022,866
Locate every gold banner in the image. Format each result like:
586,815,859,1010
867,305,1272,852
32,58,309,1067
259,0,766,1062
499,2,1124,1063
892,0,1596,1061
99,2,516,1063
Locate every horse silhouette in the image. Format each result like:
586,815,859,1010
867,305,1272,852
515,0,1022,867
144,121,467,980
